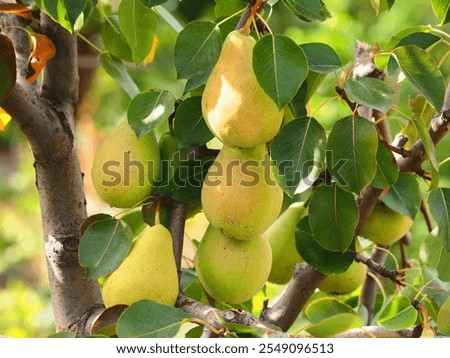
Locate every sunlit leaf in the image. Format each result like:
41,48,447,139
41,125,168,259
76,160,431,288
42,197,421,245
79,218,133,279
378,295,418,330
100,53,140,98
0,108,12,132
437,297,450,335
35,0,86,33
143,36,159,65
26,33,56,83
428,188,450,251
117,300,190,338
253,34,308,110
271,116,326,195
101,15,133,62
431,0,450,24
127,90,176,138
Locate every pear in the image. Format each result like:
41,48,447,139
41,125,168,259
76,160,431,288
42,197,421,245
360,201,413,245
195,225,272,304
201,144,283,240
202,30,283,148
102,224,178,307
91,119,160,208
264,202,305,285
319,240,367,294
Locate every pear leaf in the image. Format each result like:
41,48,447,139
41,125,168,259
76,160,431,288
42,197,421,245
431,0,450,24
428,188,450,251
35,0,86,32
253,34,308,110
117,300,190,338
174,21,222,88
300,42,341,73
343,77,395,113
79,218,133,279
271,116,327,196
437,297,450,336
118,0,157,64
371,138,399,189
281,0,331,22
174,97,214,148
127,90,176,138
378,295,418,330
296,216,355,274
420,230,450,281
392,45,445,111
326,116,378,194
309,183,359,252
100,53,140,98
101,15,133,62
381,173,420,219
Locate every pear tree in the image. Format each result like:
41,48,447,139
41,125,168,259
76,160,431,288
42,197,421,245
0,0,450,339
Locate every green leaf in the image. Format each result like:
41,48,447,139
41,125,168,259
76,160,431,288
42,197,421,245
36,0,86,32
431,0,450,24
0,34,16,102
281,0,331,22
139,0,167,6
174,21,222,88
79,218,133,279
378,295,418,330
393,45,445,111
117,300,190,338
288,82,308,118
127,90,176,138
386,32,440,77
100,53,140,98
343,78,395,113
382,173,420,219
370,0,396,14
371,138,399,189
428,188,450,251
215,0,246,17
420,230,450,281
305,298,362,337
411,117,440,189
253,34,308,110
437,297,450,335
296,217,356,274
174,97,214,148
300,42,341,73
101,15,133,62
119,0,157,64
154,158,214,203
326,116,378,194
309,183,359,252
385,26,436,51
271,116,326,196
48,331,77,338
401,95,435,146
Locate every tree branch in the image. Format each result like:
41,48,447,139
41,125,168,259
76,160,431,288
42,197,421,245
355,252,401,284
259,263,326,331
168,199,188,284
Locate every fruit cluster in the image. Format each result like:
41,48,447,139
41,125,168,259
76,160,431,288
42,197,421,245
194,29,284,304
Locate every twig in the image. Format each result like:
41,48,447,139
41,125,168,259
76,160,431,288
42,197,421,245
333,326,413,338
420,196,434,233
259,263,326,331
335,86,357,112
355,253,401,285
167,198,188,284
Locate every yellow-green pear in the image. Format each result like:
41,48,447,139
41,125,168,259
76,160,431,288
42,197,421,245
319,240,367,294
201,144,283,240
264,202,305,285
195,225,272,304
202,30,283,148
102,224,178,307
360,201,413,245
91,119,160,208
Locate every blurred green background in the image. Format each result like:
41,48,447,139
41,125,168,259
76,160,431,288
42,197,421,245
0,0,449,337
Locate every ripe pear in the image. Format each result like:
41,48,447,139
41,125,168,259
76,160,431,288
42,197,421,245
319,240,367,294
201,144,283,240
264,202,305,285
360,201,413,245
195,225,272,304
91,119,160,208
102,224,178,307
202,30,283,148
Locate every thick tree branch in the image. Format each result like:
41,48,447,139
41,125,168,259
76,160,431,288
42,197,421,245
168,199,188,284
259,263,326,331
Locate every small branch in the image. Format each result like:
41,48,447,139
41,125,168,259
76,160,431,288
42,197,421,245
333,326,413,338
360,245,390,324
420,195,435,233
259,263,326,332
235,0,266,32
335,86,357,112
399,233,412,270
355,253,401,285
168,199,188,284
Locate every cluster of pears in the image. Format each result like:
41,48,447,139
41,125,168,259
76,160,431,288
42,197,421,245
195,28,284,303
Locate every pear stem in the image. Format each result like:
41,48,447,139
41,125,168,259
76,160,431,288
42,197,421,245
235,0,266,33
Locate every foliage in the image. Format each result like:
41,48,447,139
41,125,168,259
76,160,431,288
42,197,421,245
0,0,450,338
